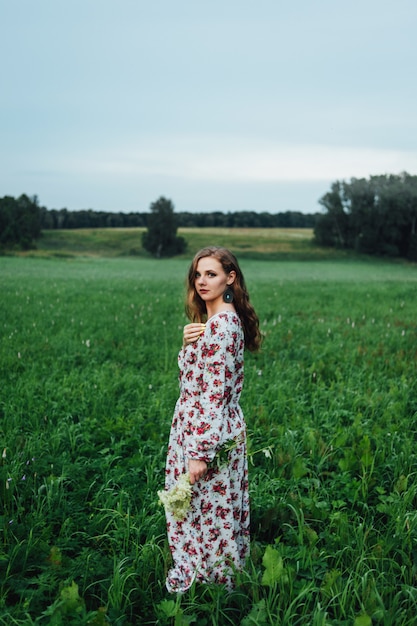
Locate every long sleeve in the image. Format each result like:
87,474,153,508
184,314,243,462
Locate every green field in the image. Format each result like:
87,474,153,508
17,227,360,261
1,250,417,625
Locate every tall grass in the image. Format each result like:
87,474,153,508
0,256,416,624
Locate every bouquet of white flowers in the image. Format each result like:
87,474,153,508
158,437,272,521
157,473,192,521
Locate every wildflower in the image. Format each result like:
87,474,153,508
86,339,91,348
262,447,272,459
2,449,6,459
158,473,192,521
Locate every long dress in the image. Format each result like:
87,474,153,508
164,310,250,593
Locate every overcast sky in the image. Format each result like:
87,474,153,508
1,0,416,214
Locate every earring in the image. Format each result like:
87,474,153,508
223,287,234,303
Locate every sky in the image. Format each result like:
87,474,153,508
1,0,417,215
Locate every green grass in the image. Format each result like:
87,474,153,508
10,226,365,261
1,255,417,625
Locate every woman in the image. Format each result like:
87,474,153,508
163,246,261,593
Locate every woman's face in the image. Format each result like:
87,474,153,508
194,256,234,305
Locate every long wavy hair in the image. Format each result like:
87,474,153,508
185,246,261,352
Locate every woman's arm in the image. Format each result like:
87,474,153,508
185,314,238,463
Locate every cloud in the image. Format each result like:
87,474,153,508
49,137,417,185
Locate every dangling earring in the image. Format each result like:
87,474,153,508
223,287,234,303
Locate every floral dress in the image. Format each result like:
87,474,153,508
164,311,250,593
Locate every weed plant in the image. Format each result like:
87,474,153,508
0,256,416,625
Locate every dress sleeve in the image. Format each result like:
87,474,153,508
177,345,186,380
185,314,238,462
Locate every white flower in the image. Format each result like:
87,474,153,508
158,473,192,521
262,447,272,459
86,339,91,348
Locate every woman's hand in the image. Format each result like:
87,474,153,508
189,459,208,485
183,323,206,347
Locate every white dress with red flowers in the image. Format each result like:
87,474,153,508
164,311,250,593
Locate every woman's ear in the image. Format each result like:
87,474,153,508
227,270,236,285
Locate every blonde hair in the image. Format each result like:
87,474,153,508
185,246,261,352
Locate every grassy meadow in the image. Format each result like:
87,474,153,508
1,231,417,625
24,227,349,261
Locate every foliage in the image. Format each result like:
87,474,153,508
0,195,43,250
39,207,318,230
0,255,417,625
142,197,187,258
314,172,417,260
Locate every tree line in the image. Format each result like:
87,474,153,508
40,207,317,230
314,172,417,260
1,173,417,260
0,194,317,251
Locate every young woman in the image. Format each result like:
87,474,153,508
163,246,261,593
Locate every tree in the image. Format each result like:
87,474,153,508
0,194,42,250
314,181,349,247
314,173,417,259
142,197,186,257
